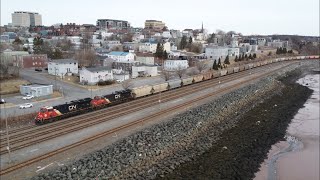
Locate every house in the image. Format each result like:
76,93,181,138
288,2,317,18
79,66,113,85
113,72,130,82
136,55,154,65
20,84,53,97
164,60,189,71
107,51,135,62
0,50,29,64
48,59,78,77
205,46,229,59
112,61,140,74
139,42,170,53
12,54,48,68
132,65,158,78
103,41,121,50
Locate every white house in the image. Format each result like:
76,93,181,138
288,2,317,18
48,59,78,77
136,56,154,65
139,42,157,53
228,47,240,57
113,72,130,82
139,42,171,53
107,51,135,62
79,66,113,85
104,41,121,49
205,46,229,59
132,65,158,78
164,60,189,71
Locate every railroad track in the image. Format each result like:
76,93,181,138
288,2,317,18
0,61,295,176
0,62,292,155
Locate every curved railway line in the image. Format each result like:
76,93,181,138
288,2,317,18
0,62,283,155
2,57,319,177
0,61,300,176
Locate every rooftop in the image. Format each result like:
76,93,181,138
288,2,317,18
50,59,78,64
84,66,112,72
108,51,131,56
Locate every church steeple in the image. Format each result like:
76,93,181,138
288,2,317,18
201,22,204,33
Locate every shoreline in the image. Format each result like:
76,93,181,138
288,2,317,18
157,64,315,179
254,73,320,180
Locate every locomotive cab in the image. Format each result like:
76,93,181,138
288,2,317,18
35,106,56,123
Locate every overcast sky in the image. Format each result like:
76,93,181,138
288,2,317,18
1,0,319,36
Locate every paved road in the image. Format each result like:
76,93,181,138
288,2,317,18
0,69,167,119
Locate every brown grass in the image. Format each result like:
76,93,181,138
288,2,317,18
0,79,30,95
0,112,36,130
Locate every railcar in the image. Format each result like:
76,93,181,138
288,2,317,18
226,68,234,74
193,74,204,83
167,79,182,89
152,83,168,94
181,77,193,86
220,70,227,76
202,71,213,80
131,85,153,98
233,67,240,73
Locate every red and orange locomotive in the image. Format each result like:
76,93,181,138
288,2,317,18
35,90,132,124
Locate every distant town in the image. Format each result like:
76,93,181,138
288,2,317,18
0,11,319,101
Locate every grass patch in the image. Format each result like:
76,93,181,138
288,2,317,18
0,79,30,95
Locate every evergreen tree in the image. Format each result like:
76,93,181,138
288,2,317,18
212,60,218,70
244,54,248,60
248,54,252,60
235,55,238,62
242,53,245,60
276,47,280,54
224,55,230,64
155,43,164,58
218,58,221,68
163,50,168,60
180,35,188,49
33,37,44,54
279,47,283,54
283,47,287,54
253,53,257,59
189,36,193,45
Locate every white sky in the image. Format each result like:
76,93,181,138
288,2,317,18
1,0,319,36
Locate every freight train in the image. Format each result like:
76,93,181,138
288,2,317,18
35,55,319,125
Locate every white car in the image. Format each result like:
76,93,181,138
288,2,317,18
22,95,34,100
19,103,33,109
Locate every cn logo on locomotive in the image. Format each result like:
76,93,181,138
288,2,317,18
115,94,121,99
68,105,77,111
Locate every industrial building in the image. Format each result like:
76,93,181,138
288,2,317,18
20,84,53,97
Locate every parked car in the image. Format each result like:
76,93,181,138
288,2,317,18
22,95,34,100
19,103,33,109
0,99,6,104
116,79,124,83
35,68,42,72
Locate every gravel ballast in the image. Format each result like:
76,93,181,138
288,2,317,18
32,61,318,180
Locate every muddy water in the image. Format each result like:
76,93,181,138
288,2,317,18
254,74,320,180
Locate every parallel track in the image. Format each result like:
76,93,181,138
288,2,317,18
0,62,291,155
0,61,295,176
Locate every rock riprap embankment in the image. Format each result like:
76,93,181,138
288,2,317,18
32,61,316,180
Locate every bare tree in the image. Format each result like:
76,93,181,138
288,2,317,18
161,70,171,81
175,65,186,78
74,49,98,67
195,61,208,74
121,79,134,90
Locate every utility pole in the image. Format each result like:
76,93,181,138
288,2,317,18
54,67,57,91
3,103,11,163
